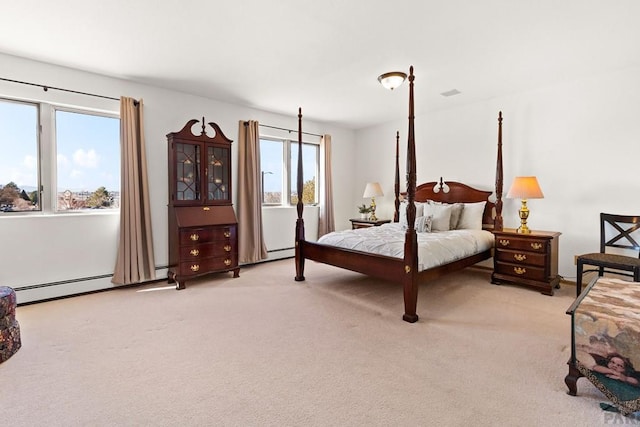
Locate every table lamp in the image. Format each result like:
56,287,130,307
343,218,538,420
363,182,384,221
506,176,544,234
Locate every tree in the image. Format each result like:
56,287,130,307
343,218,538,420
86,186,111,208
28,190,39,205
302,177,315,204
13,198,33,210
0,182,20,206
291,177,316,205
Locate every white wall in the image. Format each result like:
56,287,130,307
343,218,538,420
5,54,636,303
355,64,640,281
0,53,356,303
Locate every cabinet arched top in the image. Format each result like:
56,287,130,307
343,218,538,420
167,117,233,145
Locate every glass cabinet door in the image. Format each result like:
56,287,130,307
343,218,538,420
176,142,201,201
207,146,229,201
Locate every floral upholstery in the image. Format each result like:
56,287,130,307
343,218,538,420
0,286,21,363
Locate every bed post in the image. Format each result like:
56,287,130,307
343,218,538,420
294,107,305,281
402,66,419,323
494,111,504,231
394,130,400,223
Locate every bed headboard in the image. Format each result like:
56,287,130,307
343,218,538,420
393,110,504,232
414,180,495,229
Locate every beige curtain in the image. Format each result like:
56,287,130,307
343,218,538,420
318,134,335,236
112,97,156,285
237,120,268,263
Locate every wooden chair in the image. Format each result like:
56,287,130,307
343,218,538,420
575,213,640,296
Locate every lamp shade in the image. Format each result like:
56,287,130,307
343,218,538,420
377,72,407,90
506,176,544,199
363,182,384,198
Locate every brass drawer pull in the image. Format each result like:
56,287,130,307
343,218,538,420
513,267,526,275
203,207,210,211
224,231,231,238
513,253,527,262
224,245,232,252
190,264,200,272
530,242,543,250
224,259,231,266
190,233,200,241
499,239,510,246
190,249,199,257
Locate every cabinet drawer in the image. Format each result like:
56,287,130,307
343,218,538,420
179,226,235,245
179,242,235,259
495,249,547,267
494,236,547,253
178,255,237,276
494,262,546,282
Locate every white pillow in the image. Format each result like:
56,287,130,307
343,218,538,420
457,201,487,230
423,203,453,231
399,201,424,229
427,200,464,230
415,215,432,233
449,203,464,229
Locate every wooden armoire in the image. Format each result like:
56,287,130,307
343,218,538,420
167,118,239,289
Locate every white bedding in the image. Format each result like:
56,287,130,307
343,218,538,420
316,223,494,272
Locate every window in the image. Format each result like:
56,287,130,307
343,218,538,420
0,99,38,212
0,97,120,213
259,137,319,206
290,142,319,205
55,109,120,211
259,139,283,204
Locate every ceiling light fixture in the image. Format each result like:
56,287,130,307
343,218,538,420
377,71,407,90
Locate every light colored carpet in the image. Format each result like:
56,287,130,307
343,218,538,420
0,259,622,426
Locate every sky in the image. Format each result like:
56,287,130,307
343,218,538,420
0,100,120,193
260,138,317,193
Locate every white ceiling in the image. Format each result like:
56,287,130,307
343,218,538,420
1,0,639,130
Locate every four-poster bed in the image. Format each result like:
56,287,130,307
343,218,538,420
294,66,504,322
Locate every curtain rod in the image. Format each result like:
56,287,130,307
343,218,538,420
0,76,131,103
244,121,322,138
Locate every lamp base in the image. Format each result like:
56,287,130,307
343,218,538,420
517,199,531,234
369,198,377,221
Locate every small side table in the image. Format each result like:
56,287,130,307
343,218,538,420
491,228,561,295
349,218,391,229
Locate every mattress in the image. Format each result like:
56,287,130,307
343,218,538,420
317,223,494,271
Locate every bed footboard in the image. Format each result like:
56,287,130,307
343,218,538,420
297,240,419,321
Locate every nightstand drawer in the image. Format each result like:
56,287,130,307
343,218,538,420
349,218,391,229
494,262,547,282
495,236,547,252
495,249,547,267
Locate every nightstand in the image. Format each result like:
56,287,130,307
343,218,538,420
491,228,561,295
349,218,391,229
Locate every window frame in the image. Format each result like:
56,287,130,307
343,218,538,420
259,134,320,207
0,98,41,214
0,95,120,215
289,140,319,206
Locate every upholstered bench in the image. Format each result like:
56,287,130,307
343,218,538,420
565,277,640,415
0,286,21,363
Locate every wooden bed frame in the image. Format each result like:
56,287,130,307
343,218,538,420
294,66,504,323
